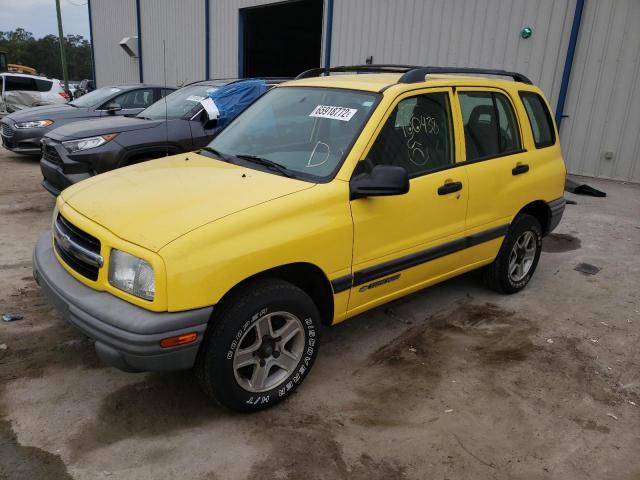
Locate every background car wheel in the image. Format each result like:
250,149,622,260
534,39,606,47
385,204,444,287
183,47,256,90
195,278,321,412
483,214,543,294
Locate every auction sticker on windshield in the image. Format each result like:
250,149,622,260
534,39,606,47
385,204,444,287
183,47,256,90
309,105,357,121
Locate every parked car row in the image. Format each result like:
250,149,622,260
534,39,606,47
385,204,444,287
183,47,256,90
10,65,566,412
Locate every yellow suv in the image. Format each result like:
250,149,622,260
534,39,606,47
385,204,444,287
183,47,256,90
33,66,566,411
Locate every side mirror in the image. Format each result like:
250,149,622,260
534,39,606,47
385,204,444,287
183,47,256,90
196,108,217,129
105,102,122,114
350,164,410,200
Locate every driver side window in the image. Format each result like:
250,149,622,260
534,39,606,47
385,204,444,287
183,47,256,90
367,92,454,177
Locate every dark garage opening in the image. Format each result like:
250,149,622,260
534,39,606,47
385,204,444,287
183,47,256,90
241,0,323,78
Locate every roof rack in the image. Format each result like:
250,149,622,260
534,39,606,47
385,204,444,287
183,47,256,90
295,65,532,85
296,65,420,79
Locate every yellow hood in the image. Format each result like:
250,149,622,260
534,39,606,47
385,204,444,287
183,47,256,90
61,153,315,252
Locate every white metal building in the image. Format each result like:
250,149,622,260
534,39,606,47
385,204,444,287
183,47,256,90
87,0,640,182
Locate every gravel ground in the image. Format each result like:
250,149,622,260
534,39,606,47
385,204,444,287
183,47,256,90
1,146,639,479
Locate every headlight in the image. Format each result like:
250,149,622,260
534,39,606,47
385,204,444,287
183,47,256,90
62,133,117,153
108,249,155,301
15,120,54,129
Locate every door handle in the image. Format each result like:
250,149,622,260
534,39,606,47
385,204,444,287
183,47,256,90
512,164,530,175
437,181,463,195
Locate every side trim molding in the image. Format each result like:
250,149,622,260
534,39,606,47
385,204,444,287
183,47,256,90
331,275,352,294
344,225,509,289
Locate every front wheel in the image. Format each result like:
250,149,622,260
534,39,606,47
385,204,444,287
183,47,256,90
483,214,543,294
195,278,321,412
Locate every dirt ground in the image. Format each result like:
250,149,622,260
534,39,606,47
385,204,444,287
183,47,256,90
0,146,639,480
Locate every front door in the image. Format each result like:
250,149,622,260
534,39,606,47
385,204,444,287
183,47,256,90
348,88,468,314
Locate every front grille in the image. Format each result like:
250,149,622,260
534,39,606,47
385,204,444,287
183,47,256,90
42,144,62,165
53,214,102,281
1,123,14,138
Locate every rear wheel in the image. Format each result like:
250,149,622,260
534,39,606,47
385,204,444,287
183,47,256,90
483,214,542,294
195,278,321,412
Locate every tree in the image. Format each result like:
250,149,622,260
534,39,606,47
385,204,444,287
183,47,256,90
0,28,92,80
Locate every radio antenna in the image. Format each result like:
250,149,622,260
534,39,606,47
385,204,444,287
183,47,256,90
163,39,169,157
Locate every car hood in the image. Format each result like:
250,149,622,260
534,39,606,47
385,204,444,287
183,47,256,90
5,104,89,122
61,152,315,252
47,115,162,140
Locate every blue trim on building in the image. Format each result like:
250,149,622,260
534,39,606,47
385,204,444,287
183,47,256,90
205,0,210,79
135,0,144,82
555,0,585,129
323,0,334,73
238,10,245,78
87,0,97,84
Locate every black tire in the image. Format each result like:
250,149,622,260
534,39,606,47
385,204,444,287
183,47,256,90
195,278,321,412
483,214,543,294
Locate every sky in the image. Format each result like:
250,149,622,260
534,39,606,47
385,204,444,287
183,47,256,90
0,0,90,39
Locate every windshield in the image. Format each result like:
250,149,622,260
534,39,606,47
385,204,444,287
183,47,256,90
69,86,122,108
208,87,378,180
139,83,223,120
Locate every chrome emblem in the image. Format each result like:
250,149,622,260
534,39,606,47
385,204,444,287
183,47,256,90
58,232,72,251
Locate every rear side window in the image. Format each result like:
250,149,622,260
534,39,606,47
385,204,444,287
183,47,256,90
5,76,38,92
35,79,53,92
520,92,555,148
459,91,521,161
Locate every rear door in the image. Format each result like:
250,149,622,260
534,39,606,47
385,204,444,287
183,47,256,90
348,88,468,314
456,87,529,262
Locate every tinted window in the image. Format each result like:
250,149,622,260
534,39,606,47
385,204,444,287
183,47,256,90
111,88,155,109
35,79,53,92
459,91,521,161
5,76,37,92
520,92,555,148
366,92,454,177
70,86,122,108
160,88,174,98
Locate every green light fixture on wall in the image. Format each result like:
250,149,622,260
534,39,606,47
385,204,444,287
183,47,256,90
521,26,533,39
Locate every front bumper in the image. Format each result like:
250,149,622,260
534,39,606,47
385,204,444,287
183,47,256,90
39,136,119,196
1,121,45,154
40,157,91,196
33,233,213,372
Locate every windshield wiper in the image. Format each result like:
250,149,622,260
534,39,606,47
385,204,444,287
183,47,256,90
234,154,293,178
199,146,232,162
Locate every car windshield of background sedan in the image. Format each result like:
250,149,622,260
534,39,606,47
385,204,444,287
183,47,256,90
69,86,122,108
139,84,222,120
209,87,378,180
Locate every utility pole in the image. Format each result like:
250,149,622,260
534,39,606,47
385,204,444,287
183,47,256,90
55,0,69,92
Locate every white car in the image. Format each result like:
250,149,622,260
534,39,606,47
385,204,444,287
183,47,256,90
0,73,68,115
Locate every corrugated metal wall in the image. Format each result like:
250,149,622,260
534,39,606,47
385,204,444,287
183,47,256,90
560,0,640,182
139,0,206,86
331,0,575,108
90,0,139,87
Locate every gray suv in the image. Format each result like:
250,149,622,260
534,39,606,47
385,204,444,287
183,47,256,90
40,79,283,195
1,83,172,155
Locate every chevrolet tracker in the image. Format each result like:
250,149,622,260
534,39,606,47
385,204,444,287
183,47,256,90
33,65,566,412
